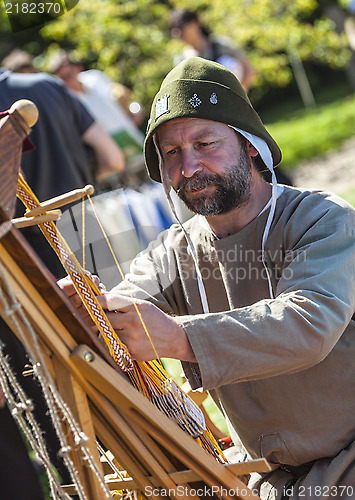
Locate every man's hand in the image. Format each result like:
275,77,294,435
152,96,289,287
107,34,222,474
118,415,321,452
57,276,196,363
57,275,99,324
97,294,196,362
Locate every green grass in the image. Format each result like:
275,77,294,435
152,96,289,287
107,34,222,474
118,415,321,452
202,395,229,435
341,187,355,207
265,93,355,171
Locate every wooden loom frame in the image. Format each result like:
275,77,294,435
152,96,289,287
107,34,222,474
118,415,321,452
0,102,269,499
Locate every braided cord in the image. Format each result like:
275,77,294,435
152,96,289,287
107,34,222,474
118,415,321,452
15,175,226,462
17,175,132,372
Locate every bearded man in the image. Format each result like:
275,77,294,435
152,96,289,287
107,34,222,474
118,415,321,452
60,57,355,499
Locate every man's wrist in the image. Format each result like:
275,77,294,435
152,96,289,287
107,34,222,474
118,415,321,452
171,317,197,362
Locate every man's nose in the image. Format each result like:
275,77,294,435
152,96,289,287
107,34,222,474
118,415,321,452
181,151,203,178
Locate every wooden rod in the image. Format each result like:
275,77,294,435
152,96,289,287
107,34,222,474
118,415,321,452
70,346,262,500
12,210,62,228
62,460,270,493
25,185,95,217
89,393,191,499
10,99,39,128
129,409,259,500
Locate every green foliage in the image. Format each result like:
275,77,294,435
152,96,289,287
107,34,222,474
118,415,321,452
342,187,355,207
39,0,177,110
209,0,350,93
1,0,351,116
266,92,355,169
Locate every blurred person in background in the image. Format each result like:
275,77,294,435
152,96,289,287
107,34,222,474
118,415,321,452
169,9,292,186
170,8,257,93
1,48,38,73
0,65,125,217
48,49,145,176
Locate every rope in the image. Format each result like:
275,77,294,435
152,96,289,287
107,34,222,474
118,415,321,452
0,346,68,500
0,260,113,499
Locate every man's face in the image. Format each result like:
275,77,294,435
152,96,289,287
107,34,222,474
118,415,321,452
180,20,201,46
157,118,253,215
55,63,81,89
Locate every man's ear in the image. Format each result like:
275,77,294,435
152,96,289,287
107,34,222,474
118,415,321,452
247,141,258,157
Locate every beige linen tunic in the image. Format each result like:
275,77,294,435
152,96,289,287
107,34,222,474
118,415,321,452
112,186,355,499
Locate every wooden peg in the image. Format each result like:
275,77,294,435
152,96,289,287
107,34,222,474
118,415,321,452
12,210,62,228
24,185,95,218
10,99,39,128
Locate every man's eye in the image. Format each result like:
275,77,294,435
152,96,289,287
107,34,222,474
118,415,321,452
166,149,177,156
200,142,214,147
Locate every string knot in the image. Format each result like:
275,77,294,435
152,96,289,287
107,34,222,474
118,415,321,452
2,302,22,317
74,431,89,447
57,445,72,458
32,362,42,374
12,399,34,416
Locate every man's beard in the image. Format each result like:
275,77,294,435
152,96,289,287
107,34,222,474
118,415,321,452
176,146,252,216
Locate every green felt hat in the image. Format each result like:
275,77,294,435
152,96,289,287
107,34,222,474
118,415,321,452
144,57,282,183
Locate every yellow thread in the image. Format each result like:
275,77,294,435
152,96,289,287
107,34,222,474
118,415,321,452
81,194,86,269
87,194,161,364
16,174,132,367
86,194,216,443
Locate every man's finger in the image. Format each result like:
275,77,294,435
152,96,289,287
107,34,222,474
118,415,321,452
97,293,137,312
57,275,77,297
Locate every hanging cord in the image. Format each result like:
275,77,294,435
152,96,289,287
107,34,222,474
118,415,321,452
86,193,161,363
0,345,69,500
232,127,278,299
81,193,86,269
260,168,277,299
0,261,113,499
152,134,210,314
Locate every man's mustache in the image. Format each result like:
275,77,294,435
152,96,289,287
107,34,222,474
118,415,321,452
177,173,220,194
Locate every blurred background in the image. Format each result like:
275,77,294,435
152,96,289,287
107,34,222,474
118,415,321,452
1,0,355,177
